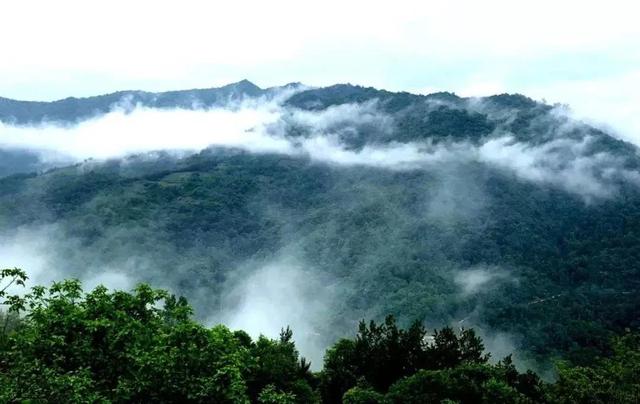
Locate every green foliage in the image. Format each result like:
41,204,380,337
245,328,319,404
258,385,297,404
0,267,27,343
1,268,640,403
0,267,27,299
0,269,322,403
321,316,500,402
0,275,253,402
549,332,640,403
342,386,387,404
385,354,547,404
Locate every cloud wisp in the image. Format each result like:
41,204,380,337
454,266,513,296
216,258,336,368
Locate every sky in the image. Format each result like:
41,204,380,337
1,0,639,141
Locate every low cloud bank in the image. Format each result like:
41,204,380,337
477,135,640,201
0,104,291,160
2,95,638,201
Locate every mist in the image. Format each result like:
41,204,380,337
0,225,137,295
0,224,340,368
216,257,337,368
454,266,511,296
0,103,290,160
3,92,637,202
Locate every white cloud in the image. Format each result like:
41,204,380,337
0,102,292,160
477,135,636,201
283,101,394,135
299,136,466,168
454,266,511,296
0,227,54,289
0,225,135,293
217,258,335,368
5,1,637,71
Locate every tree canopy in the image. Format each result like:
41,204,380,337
1,268,638,403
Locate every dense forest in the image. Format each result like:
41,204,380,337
1,82,640,400
1,268,638,403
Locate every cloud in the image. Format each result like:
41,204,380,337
477,135,637,201
297,133,639,201
0,225,136,293
0,227,54,289
0,102,292,160
454,266,511,296
2,93,638,202
426,165,488,225
281,101,395,135
217,258,336,368
298,137,448,168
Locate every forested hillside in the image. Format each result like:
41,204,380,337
1,82,639,382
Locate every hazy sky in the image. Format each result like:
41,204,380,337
1,0,639,140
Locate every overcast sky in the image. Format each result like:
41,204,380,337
1,0,639,141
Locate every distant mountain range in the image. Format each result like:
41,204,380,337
0,80,545,125
0,80,292,124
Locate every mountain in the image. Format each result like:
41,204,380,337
0,82,639,368
0,79,265,125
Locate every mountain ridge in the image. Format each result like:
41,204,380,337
0,80,267,125
0,80,545,125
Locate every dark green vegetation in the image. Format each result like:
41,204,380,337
1,82,640,382
0,149,43,177
2,268,638,403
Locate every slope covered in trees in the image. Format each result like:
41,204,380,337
0,82,639,371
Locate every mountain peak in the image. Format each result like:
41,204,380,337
227,79,262,91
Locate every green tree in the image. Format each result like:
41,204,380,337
320,339,359,403
549,332,640,403
386,363,540,404
342,386,387,404
0,276,251,403
0,267,27,342
429,327,488,369
258,384,297,404
321,316,429,401
246,327,319,403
